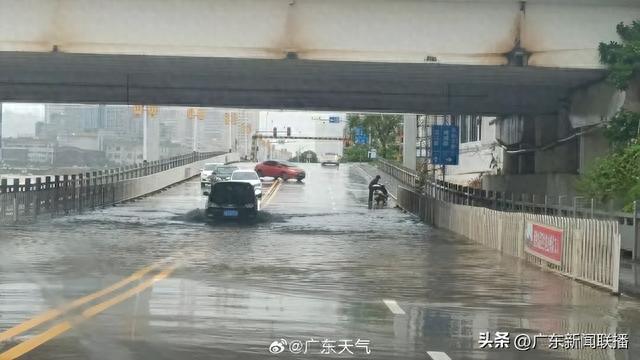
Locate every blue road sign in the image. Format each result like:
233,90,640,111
431,125,459,165
329,116,341,123
354,127,369,145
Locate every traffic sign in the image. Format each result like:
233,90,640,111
354,127,368,145
431,125,459,165
329,116,340,123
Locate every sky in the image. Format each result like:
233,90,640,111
259,110,347,156
1,103,45,137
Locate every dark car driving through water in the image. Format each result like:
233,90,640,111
204,181,258,220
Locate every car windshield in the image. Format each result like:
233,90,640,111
231,171,259,180
278,160,296,167
203,164,219,171
215,166,238,176
211,183,254,204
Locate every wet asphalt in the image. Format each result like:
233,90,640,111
1,163,640,360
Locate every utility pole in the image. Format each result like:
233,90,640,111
186,108,205,152
133,105,158,161
143,105,148,160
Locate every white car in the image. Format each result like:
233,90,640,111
320,153,340,166
200,163,224,187
230,170,262,198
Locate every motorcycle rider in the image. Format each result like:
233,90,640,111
368,175,388,205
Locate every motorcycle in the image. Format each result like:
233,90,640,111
371,184,389,207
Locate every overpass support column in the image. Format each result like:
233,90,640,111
403,114,417,170
0,103,3,161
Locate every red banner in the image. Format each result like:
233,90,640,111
524,221,563,265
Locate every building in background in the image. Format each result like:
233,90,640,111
1,138,55,165
407,114,502,186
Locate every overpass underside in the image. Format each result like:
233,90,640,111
0,52,604,114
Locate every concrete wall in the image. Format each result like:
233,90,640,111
533,114,579,174
1,0,639,67
579,127,610,174
485,113,579,196
402,114,417,170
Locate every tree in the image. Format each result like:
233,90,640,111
578,22,640,210
599,21,640,90
577,143,640,210
346,114,402,159
342,144,370,162
604,109,640,149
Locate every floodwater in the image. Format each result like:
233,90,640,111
1,163,639,360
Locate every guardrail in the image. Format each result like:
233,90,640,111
0,152,239,224
398,185,621,293
378,158,640,259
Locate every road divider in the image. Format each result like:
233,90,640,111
0,265,175,360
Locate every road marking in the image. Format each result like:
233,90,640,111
427,351,452,360
382,299,406,315
0,266,175,360
261,179,283,208
0,261,163,342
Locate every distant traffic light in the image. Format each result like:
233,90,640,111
273,127,278,138
286,127,291,137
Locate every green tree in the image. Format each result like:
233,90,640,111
346,114,402,159
604,109,640,148
599,21,640,90
578,21,640,210
578,143,640,210
342,144,370,162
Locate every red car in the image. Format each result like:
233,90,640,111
255,160,306,181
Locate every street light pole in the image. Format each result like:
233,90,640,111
193,111,198,152
143,105,148,161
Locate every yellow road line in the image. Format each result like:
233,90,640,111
0,261,163,342
0,266,175,360
262,179,280,199
261,180,283,208
260,180,278,205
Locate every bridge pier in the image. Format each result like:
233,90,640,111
402,114,417,170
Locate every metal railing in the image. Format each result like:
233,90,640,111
378,157,639,259
0,151,235,224
398,185,621,293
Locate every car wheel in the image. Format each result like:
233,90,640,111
281,172,289,181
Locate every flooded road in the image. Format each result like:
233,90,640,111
1,163,640,360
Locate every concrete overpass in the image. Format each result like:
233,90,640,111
1,0,639,113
